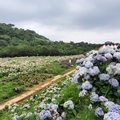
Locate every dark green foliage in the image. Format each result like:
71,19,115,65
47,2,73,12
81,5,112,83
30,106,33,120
0,22,102,57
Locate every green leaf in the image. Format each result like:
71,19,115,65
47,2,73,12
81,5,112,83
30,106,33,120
72,109,77,115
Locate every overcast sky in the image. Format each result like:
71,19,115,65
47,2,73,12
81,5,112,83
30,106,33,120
0,0,120,44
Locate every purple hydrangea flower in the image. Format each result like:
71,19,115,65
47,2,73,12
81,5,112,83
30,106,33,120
95,107,104,117
108,105,120,114
103,112,120,120
39,110,51,120
94,54,103,61
109,78,119,87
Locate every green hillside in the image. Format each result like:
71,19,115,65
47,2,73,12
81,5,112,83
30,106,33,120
0,23,102,57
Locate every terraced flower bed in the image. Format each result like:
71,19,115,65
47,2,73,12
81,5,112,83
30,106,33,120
0,55,82,102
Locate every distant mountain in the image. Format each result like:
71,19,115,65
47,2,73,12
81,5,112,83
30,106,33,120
0,23,102,57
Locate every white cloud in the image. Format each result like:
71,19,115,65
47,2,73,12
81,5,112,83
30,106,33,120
0,0,120,43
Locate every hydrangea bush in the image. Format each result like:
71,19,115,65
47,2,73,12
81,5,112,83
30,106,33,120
0,45,120,120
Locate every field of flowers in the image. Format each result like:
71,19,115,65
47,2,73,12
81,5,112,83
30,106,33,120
0,55,82,102
0,45,120,120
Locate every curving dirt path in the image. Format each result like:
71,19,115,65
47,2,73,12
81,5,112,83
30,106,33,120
0,69,75,109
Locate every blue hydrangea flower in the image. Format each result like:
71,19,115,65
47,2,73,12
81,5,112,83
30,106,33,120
77,84,82,90
82,81,92,90
117,89,120,93
90,92,99,102
12,115,20,120
117,58,120,62
88,66,100,76
109,78,119,87
99,74,110,81
56,116,62,120
95,107,104,117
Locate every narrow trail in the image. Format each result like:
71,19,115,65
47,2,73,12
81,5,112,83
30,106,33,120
0,69,75,109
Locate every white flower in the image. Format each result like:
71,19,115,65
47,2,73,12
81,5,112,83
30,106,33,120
104,101,115,108
106,65,116,75
104,53,113,59
25,112,33,119
61,112,67,118
79,89,87,97
88,104,92,110
63,100,74,109
23,104,30,109
40,103,47,109
12,115,20,120
99,96,108,102
113,52,120,59
115,63,120,75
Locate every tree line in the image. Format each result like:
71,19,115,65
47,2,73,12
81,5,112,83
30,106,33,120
0,23,103,57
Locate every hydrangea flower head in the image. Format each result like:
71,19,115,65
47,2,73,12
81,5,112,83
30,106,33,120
85,61,93,68
94,54,103,61
104,101,115,108
99,74,110,81
63,100,74,109
117,89,120,93
79,89,87,97
104,53,113,59
95,107,104,117
77,84,82,90
56,116,62,120
82,81,92,90
108,105,120,114
103,112,120,120
39,110,51,120
109,78,119,87
88,104,92,110
88,66,100,76
90,92,99,102
12,115,20,120
99,96,108,102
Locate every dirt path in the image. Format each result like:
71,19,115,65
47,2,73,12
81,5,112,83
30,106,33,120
0,69,75,109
